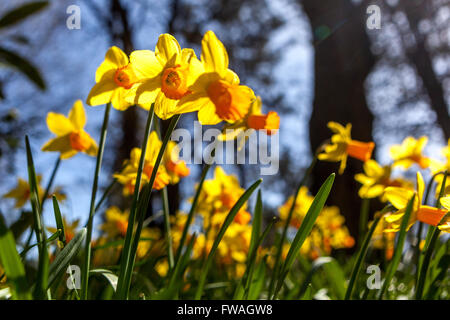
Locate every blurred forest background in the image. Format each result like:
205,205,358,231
0,0,449,244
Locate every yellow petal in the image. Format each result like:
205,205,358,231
126,77,161,106
201,30,229,75
104,46,129,69
198,100,222,125
416,171,425,203
46,112,74,136
68,100,86,130
154,91,179,120
385,187,414,209
111,87,133,111
440,196,450,210
41,135,75,157
177,92,210,114
84,135,98,157
87,75,117,106
129,50,163,79
155,34,181,66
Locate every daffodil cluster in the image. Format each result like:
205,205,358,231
86,31,279,135
277,186,355,260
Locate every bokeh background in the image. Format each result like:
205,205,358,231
0,0,449,243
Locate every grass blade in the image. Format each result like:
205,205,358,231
378,195,415,299
81,102,111,299
162,187,174,270
249,189,263,258
52,196,66,246
273,173,335,299
90,269,118,292
0,216,30,299
25,135,49,299
173,163,212,270
194,178,262,300
344,205,394,299
48,228,86,289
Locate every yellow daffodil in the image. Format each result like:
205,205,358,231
114,132,170,195
278,186,314,229
196,166,251,228
278,187,354,259
437,196,450,232
164,141,190,184
430,139,450,197
3,176,65,209
318,122,375,174
177,31,255,125
48,217,79,244
87,46,142,111
355,160,411,201
384,171,448,231
124,34,204,119
369,217,396,260
219,96,280,143
3,177,43,208
100,206,130,238
42,100,98,159
389,136,430,169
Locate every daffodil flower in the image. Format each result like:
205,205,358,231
100,206,130,238
3,176,65,208
177,31,255,125
48,217,79,244
355,160,411,201
164,141,190,184
3,177,43,208
87,46,144,110
430,139,450,197
218,96,280,145
389,136,431,169
124,34,204,119
114,132,169,195
318,122,375,174
384,171,448,232
41,100,98,159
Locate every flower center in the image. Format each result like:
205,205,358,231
114,65,135,89
234,210,251,225
207,80,251,121
143,163,169,190
410,155,430,169
161,65,190,100
69,131,91,151
115,220,128,237
247,111,280,134
166,160,190,177
346,140,375,162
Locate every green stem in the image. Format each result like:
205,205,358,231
268,154,317,298
118,113,180,299
173,163,211,269
40,157,61,211
81,102,111,300
415,171,448,299
162,187,174,270
115,104,155,297
358,198,370,248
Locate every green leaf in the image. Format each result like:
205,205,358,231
90,269,118,292
0,1,48,28
249,189,263,258
48,228,86,289
25,135,48,299
344,205,394,300
52,196,66,245
378,195,415,299
273,173,335,299
194,178,263,299
0,216,30,299
0,47,46,90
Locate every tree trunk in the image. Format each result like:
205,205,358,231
402,0,450,140
302,0,376,239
